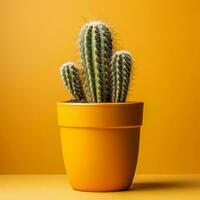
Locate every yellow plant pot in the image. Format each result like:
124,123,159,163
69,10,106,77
57,102,144,192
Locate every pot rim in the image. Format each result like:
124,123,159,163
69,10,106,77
57,101,143,106
57,101,144,127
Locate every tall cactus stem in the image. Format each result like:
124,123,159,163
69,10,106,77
80,25,96,102
79,21,112,103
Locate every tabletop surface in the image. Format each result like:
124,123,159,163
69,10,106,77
0,175,200,200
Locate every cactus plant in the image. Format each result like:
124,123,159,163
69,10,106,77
111,51,132,102
79,22,113,103
60,63,85,101
60,21,133,103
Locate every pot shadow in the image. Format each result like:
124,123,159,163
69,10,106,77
128,180,200,192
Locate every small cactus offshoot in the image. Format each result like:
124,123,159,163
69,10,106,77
111,51,132,102
60,21,134,103
60,63,85,101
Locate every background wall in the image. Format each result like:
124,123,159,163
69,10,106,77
0,0,200,174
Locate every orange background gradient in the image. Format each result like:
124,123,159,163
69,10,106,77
0,0,200,174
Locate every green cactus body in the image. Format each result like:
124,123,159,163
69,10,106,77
60,63,85,101
60,21,133,103
79,22,112,103
111,51,132,102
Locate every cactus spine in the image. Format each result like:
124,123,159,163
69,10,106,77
111,51,132,102
79,22,112,102
60,63,85,101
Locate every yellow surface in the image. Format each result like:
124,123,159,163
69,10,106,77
0,175,200,200
0,0,200,174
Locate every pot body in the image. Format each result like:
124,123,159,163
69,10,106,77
57,102,144,192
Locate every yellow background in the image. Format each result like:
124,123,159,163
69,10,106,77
0,0,200,174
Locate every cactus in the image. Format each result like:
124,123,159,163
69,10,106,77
79,21,113,102
111,51,132,102
60,63,85,101
60,21,134,103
